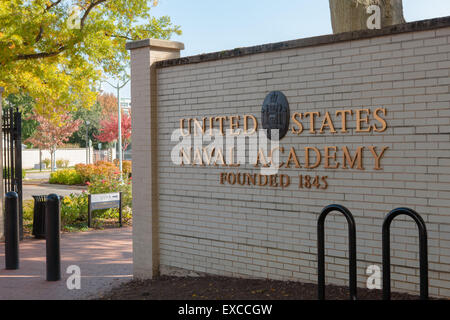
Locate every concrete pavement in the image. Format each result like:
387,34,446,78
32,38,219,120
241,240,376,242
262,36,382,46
0,227,132,300
23,183,86,200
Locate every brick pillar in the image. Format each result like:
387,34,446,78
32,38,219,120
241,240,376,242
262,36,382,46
126,39,184,279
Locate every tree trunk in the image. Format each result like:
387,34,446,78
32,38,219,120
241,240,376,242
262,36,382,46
329,0,405,34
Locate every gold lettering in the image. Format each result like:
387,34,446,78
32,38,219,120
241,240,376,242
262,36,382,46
269,175,279,187
373,108,387,133
214,148,226,166
193,118,206,136
203,147,215,165
180,118,191,136
227,173,236,185
305,147,321,169
228,147,240,167
369,146,388,170
280,174,290,188
209,116,214,135
192,148,204,166
180,147,192,166
270,146,285,168
246,173,257,186
356,109,372,133
291,112,303,135
219,172,226,184
319,112,337,133
285,147,301,168
324,146,339,169
244,115,258,135
229,115,241,135
304,112,320,134
258,174,268,186
342,146,364,170
254,148,269,167
237,173,246,185
335,110,353,133
215,116,227,135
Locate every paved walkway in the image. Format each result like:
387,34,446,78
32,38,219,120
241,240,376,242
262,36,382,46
0,227,132,300
24,171,51,181
23,183,87,200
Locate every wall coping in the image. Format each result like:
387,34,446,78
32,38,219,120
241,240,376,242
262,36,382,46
142,16,450,68
126,38,185,51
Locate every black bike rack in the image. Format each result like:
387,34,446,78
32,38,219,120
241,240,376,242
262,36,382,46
382,207,428,300
317,204,357,300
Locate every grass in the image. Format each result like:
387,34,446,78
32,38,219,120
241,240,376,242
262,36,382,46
62,222,90,232
23,200,34,236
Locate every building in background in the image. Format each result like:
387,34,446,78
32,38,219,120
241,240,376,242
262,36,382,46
120,98,131,115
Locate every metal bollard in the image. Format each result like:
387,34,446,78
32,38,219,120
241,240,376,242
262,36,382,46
46,194,61,281
5,192,19,270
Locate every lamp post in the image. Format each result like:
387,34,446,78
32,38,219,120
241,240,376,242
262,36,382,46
85,120,90,164
102,79,129,176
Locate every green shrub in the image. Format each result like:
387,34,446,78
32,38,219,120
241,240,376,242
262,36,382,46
56,159,70,168
49,169,82,185
113,159,132,176
43,158,51,168
75,161,119,183
23,200,34,221
61,193,88,226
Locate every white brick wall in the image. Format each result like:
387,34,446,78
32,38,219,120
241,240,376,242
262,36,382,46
132,26,450,298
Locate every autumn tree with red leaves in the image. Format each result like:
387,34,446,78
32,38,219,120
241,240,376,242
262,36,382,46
95,112,132,154
25,114,82,171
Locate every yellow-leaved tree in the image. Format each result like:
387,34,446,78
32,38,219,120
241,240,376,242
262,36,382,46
0,0,181,117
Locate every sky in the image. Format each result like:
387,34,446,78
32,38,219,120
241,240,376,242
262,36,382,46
103,0,450,99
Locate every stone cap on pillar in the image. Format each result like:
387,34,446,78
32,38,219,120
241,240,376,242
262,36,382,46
126,38,185,51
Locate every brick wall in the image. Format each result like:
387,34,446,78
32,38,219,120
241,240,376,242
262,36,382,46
133,24,450,297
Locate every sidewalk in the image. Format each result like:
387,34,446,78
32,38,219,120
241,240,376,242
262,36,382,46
0,227,132,300
23,183,87,200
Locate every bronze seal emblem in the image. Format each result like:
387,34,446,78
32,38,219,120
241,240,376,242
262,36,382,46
261,91,290,140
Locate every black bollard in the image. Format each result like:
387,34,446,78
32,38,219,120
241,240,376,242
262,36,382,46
46,194,61,281
5,192,19,270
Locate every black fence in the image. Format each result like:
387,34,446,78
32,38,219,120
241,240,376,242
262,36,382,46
2,107,23,239
317,204,429,300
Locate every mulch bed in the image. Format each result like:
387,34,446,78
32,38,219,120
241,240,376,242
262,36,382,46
99,275,424,300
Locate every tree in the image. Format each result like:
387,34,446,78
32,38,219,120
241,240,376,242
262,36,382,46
97,92,118,117
95,112,131,153
25,113,82,171
0,1,181,116
68,100,104,148
3,93,39,143
329,0,405,34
